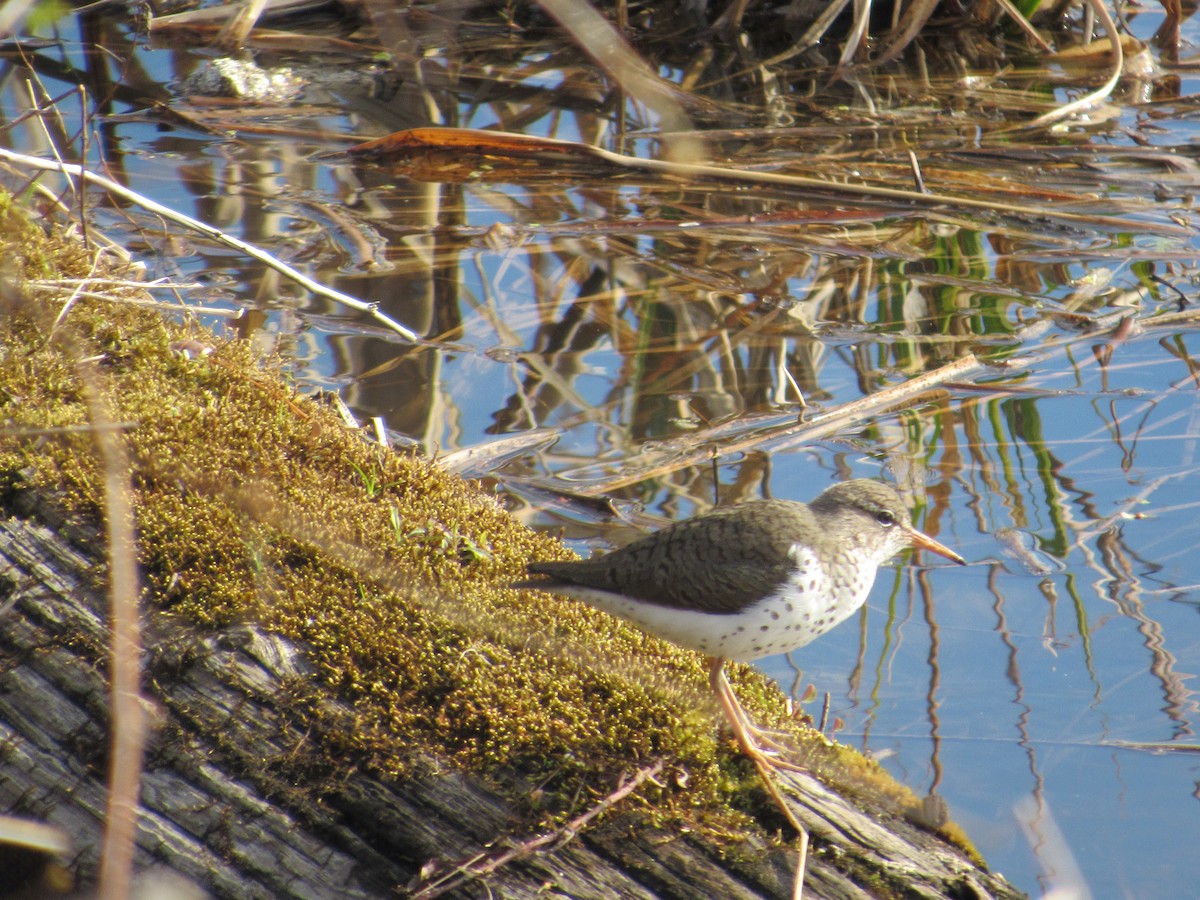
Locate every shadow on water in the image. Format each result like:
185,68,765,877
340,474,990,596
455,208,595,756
5,0,1200,893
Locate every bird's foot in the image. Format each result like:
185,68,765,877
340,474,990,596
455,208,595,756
708,659,808,771
735,732,808,773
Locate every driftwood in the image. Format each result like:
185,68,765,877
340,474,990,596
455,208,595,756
0,502,1024,899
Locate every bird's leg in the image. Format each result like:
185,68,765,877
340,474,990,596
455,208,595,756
707,658,804,772
751,755,809,900
707,659,809,898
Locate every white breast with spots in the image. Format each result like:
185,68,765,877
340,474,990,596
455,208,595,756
702,543,877,662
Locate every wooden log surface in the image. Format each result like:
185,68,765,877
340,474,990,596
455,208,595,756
0,508,1024,899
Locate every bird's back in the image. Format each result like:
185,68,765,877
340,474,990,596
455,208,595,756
526,499,820,615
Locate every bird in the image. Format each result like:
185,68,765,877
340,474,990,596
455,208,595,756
517,479,966,768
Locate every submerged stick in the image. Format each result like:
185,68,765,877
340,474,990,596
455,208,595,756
586,353,995,494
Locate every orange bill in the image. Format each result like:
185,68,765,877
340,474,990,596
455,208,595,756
906,527,967,565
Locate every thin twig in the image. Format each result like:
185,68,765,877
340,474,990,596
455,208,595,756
1019,0,1124,130
869,0,940,67
907,149,927,194
79,84,91,251
27,281,237,318
0,148,430,346
535,0,701,163
0,422,139,436
762,0,852,66
584,353,1000,494
993,0,1054,52
49,250,103,340
411,759,665,899
27,79,77,215
31,277,204,290
837,0,873,70
584,143,1158,231
76,359,146,900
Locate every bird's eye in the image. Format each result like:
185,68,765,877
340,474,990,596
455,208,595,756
875,511,897,527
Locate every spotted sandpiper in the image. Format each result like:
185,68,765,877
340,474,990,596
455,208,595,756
519,479,966,767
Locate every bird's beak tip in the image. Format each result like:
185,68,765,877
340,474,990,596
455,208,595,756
909,528,967,566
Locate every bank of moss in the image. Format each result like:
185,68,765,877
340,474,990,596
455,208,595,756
0,189,978,870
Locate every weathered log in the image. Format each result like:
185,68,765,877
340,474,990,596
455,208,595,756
0,508,1023,899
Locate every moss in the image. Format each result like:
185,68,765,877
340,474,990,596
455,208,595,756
0,189,979,862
